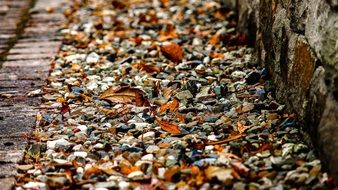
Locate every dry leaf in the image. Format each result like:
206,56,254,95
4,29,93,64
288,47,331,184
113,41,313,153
133,62,161,73
156,118,180,134
83,166,103,179
207,134,242,145
159,98,179,113
164,166,180,182
160,43,183,63
176,113,185,123
209,52,224,59
100,86,147,106
158,24,178,41
208,34,220,45
237,122,249,134
162,87,175,99
71,63,81,71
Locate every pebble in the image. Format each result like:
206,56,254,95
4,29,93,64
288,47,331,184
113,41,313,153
47,138,71,150
175,90,193,100
86,52,100,63
146,145,160,153
23,182,46,189
141,154,154,161
127,171,145,180
73,151,88,158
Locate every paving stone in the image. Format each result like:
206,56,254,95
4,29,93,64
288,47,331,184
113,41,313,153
0,115,35,135
0,177,16,190
0,164,18,178
6,53,55,60
0,150,25,163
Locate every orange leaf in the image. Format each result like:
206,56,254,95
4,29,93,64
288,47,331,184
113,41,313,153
159,98,179,113
207,134,243,145
208,34,220,45
176,113,185,123
83,166,103,179
160,43,183,63
158,24,178,41
100,86,147,106
133,62,160,73
164,166,180,182
156,118,180,134
209,52,224,59
237,122,249,134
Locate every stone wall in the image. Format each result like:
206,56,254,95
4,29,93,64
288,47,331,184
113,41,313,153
225,0,338,184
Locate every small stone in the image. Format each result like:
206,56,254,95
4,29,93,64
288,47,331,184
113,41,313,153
47,176,70,188
86,52,100,63
231,71,246,79
93,143,104,149
141,154,154,161
127,171,145,180
146,145,160,153
72,144,83,151
175,90,193,100
76,125,88,133
47,138,71,150
74,151,88,158
23,182,46,189
16,165,34,171
242,102,254,113
140,131,155,141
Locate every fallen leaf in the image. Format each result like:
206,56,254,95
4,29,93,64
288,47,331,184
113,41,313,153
208,34,220,45
160,43,183,63
100,86,147,106
162,87,175,99
159,98,179,113
207,134,243,145
209,52,224,59
158,24,178,41
71,63,81,71
205,166,233,185
176,113,185,123
237,122,249,134
164,165,180,182
83,166,103,179
156,118,180,134
129,36,143,46
133,62,161,73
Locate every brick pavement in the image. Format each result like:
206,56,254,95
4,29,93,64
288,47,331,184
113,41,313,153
0,0,65,189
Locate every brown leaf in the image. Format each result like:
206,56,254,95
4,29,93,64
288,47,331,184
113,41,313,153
160,43,183,63
158,24,178,41
159,98,179,113
209,52,224,59
134,62,161,73
208,34,220,45
176,113,185,123
237,122,249,134
207,134,243,145
156,118,180,134
83,166,103,179
100,86,147,106
164,166,180,182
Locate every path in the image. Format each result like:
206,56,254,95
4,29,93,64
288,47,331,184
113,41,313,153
0,0,65,189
